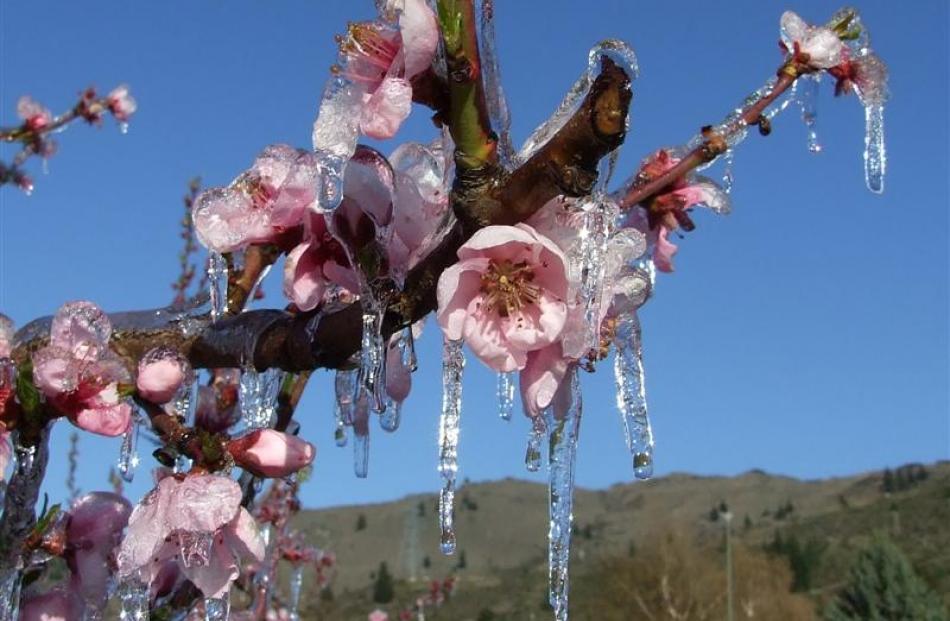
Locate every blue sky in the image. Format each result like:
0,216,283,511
1,1,946,510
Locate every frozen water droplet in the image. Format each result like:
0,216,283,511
477,0,514,167
117,579,149,621
334,419,348,447
287,564,305,621
863,103,886,194
546,369,582,621
0,569,22,621
203,593,229,621
613,315,655,480
207,252,228,322
380,400,401,432
116,413,141,483
525,417,545,473
359,311,387,413
118,122,129,135
517,40,638,165
239,366,284,430
497,371,515,421
438,339,465,555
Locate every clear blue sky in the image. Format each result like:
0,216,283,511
1,1,946,510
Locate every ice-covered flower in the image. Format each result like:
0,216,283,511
337,0,439,139
31,301,132,437
623,149,730,273
780,11,845,70
66,492,133,611
193,144,322,253
106,84,137,122
437,224,570,372
18,589,80,621
0,313,13,358
17,95,52,131
283,210,359,311
117,473,265,599
389,139,452,271
227,429,316,478
137,347,189,404
829,51,889,105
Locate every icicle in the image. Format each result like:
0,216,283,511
517,40,638,164
239,366,284,430
799,74,822,153
525,417,545,473
0,569,22,621
438,339,464,555
546,369,582,621
863,102,886,193
613,315,655,479
287,564,305,621
116,413,141,483
203,593,230,621
721,149,735,194
207,252,228,322
477,0,514,166
353,388,371,478
571,198,618,352
359,310,387,413
497,371,515,421
117,579,150,621
311,62,361,212
334,368,357,447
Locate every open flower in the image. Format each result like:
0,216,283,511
193,144,322,253
780,11,845,70
437,224,570,372
828,51,888,105
283,210,359,311
227,429,316,478
622,149,730,273
336,0,439,139
117,473,265,599
32,301,132,437
17,95,52,131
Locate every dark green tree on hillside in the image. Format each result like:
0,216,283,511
823,536,947,621
372,561,395,604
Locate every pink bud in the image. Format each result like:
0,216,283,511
137,349,188,403
227,429,315,478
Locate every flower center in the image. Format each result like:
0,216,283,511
335,23,400,84
480,259,541,318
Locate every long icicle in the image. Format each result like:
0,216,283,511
497,371,515,421
438,338,464,555
547,368,582,621
613,314,655,479
863,102,885,193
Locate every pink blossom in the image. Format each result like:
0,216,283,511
437,224,570,372
829,50,888,105
389,139,451,271
283,211,359,311
137,348,189,404
780,11,845,69
32,301,132,437
118,473,265,599
17,95,52,131
369,610,390,621
193,145,322,253
227,429,316,478
106,84,137,122
0,313,13,358
66,492,133,610
338,0,439,139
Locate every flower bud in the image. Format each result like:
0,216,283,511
227,429,315,478
137,348,189,404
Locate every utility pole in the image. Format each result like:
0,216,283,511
722,510,734,621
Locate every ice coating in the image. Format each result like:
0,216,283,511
287,564,305,621
517,39,638,165
116,411,141,483
208,252,229,322
571,197,618,352
438,338,464,555
525,417,544,473
352,388,371,478
203,594,230,620
546,369,582,621
799,74,822,153
117,579,149,620
477,0,514,166
0,569,22,621
239,367,284,430
613,314,655,479
360,310,387,413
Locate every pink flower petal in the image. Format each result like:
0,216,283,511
360,77,413,140
436,259,489,341
519,344,570,418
